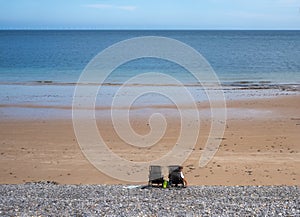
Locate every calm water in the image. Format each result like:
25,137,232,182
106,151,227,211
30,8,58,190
0,30,300,84
0,30,299,119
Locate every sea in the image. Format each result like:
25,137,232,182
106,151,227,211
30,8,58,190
0,30,299,119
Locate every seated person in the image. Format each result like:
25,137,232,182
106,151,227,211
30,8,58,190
169,166,188,187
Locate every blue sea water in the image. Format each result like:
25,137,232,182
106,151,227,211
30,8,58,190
0,30,300,84
0,30,299,119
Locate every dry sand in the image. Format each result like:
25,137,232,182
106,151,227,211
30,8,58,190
0,95,299,185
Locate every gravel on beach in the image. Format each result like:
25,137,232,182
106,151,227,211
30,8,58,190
0,182,299,216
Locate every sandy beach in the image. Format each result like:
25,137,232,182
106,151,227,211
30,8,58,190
0,94,299,186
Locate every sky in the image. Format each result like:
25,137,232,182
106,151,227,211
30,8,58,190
0,0,300,29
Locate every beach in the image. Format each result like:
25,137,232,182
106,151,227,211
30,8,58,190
0,183,299,216
1,93,299,186
0,30,299,215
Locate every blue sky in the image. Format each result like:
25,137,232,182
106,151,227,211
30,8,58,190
0,0,299,29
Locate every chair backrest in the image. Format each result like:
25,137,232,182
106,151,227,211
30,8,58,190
149,165,162,181
168,165,180,175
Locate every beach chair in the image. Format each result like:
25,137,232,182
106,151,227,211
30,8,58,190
168,165,184,187
148,165,164,187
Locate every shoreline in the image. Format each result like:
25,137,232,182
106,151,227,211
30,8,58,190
1,82,299,121
0,93,299,120
1,94,299,119
0,80,300,87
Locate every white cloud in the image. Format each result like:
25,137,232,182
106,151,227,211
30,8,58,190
84,4,136,11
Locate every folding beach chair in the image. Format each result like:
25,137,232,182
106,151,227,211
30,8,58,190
168,165,184,187
148,165,164,187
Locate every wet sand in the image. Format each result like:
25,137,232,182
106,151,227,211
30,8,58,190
0,95,299,185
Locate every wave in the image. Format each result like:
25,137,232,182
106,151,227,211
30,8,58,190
0,103,205,110
0,81,299,91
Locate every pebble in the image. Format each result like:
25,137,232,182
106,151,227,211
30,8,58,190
0,182,299,216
